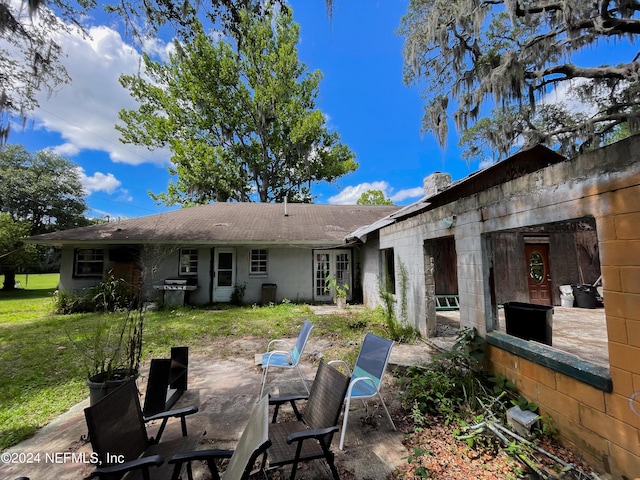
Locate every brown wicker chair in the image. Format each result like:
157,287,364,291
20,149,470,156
267,361,350,480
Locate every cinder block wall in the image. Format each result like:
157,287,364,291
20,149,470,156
486,137,640,478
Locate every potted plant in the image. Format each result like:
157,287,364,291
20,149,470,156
325,275,349,309
66,274,144,405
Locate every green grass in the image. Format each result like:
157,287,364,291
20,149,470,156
0,280,390,450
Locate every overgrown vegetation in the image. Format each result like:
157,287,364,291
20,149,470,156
379,269,419,343
398,328,591,479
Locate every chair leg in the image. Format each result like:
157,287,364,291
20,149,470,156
377,393,397,431
339,395,352,450
295,364,310,395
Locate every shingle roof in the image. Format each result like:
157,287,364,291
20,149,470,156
27,203,399,246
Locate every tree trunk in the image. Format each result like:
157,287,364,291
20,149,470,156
2,268,17,291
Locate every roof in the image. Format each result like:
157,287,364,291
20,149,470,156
347,144,566,242
27,202,399,247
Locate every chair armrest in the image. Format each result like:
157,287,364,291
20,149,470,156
286,426,339,444
266,339,291,352
327,359,351,376
143,405,198,422
90,454,163,477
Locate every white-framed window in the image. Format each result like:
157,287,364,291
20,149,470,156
179,248,198,275
250,249,268,275
74,248,104,277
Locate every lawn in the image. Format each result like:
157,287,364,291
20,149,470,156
0,276,389,450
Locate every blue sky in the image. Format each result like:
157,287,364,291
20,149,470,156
9,1,487,219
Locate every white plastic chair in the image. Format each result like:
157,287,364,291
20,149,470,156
329,332,397,450
259,319,313,398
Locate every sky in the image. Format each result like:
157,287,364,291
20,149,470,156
6,1,507,219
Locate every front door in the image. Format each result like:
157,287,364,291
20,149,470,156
314,250,351,302
213,248,235,302
525,243,552,305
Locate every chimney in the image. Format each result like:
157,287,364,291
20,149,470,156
284,197,289,217
423,172,452,198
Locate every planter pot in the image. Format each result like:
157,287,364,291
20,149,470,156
87,369,137,406
335,297,346,309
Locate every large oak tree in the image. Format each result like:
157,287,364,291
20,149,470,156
399,0,640,160
118,6,356,204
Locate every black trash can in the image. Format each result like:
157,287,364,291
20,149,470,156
571,284,597,309
503,301,554,346
261,283,277,305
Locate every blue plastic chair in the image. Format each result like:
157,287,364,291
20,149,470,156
329,332,397,450
259,320,313,398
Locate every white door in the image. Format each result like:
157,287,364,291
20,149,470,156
213,248,235,302
314,250,351,302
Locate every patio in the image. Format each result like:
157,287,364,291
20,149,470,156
0,306,608,480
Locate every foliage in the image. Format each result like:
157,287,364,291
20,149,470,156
324,275,349,298
401,328,488,421
1,0,298,146
54,274,138,313
0,145,89,234
0,214,39,290
63,275,143,380
399,0,640,160
0,1,95,144
356,189,393,205
378,275,419,343
118,6,357,205
231,282,247,305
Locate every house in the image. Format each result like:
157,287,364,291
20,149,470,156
27,202,398,305
350,137,640,479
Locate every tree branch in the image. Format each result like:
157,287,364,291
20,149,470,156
528,62,640,82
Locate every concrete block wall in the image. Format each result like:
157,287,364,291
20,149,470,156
376,134,640,478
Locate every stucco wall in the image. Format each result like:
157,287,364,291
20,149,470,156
375,135,640,478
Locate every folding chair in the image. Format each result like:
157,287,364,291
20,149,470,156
259,319,313,398
267,361,350,480
329,332,397,450
184,395,271,480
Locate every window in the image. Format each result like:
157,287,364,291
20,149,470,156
380,248,395,294
74,248,104,277
250,249,268,275
179,248,198,275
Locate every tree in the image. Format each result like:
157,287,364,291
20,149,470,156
0,0,287,145
118,6,356,204
0,145,89,234
0,0,96,144
356,189,393,205
0,213,39,290
399,0,640,161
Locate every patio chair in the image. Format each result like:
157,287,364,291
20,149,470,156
266,361,350,480
143,346,198,443
328,332,397,450
84,378,205,480
179,395,271,480
259,319,313,398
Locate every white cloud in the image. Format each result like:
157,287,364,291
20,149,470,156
328,181,424,205
76,167,122,195
29,25,172,166
328,181,390,204
390,187,424,203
